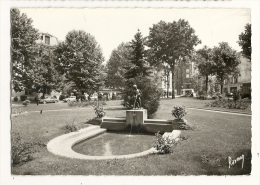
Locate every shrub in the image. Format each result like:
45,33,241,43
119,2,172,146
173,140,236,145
154,132,177,154
22,100,31,106
171,105,187,120
122,77,162,118
63,118,79,133
81,95,86,101
14,96,18,102
20,95,27,101
206,99,249,109
11,108,28,117
59,94,66,101
11,132,45,166
92,101,106,118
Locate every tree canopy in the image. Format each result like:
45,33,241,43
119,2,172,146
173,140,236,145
211,42,240,93
238,24,251,61
147,19,201,98
124,30,151,79
105,42,132,88
54,30,104,94
195,46,214,93
11,8,39,92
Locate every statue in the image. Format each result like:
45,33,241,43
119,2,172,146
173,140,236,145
133,84,141,109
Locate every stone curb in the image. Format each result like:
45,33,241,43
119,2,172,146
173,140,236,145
47,125,160,160
187,107,251,116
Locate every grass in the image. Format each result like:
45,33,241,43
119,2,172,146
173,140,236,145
11,98,251,175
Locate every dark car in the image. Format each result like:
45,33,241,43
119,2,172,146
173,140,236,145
40,96,58,104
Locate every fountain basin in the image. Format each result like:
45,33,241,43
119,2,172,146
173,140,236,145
47,125,158,160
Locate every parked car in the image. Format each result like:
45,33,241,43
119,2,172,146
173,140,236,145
63,96,76,102
39,96,58,104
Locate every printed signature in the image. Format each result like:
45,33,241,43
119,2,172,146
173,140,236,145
228,154,244,169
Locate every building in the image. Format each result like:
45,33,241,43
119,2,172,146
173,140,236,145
223,55,251,98
156,60,197,96
36,32,59,46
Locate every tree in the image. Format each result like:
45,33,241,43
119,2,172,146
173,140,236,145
238,24,251,61
211,42,240,94
32,44,63,98
147,19,201,98
11,9,39,92
124,30,151,79
195,46,214,94
105,42,132,88
54,30,104,95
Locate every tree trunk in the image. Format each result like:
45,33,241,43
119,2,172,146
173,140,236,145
166,74,169,98
171,65,175,99
205,74,208,94
220,75,223,94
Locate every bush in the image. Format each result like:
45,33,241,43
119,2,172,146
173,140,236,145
81,95,86,101
22,100,31,106
20,95,27,101
154,132,177,154
122,77,162,118
206,99,249,109
11,132,45,166
92,101,106,118
59,94,66,101
14,96,18,102
67,100,106,108
171,105,187,120
11,108,28,117
63,118,79,133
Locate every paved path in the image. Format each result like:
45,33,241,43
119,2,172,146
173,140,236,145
187,107,251,117
13,105,251,117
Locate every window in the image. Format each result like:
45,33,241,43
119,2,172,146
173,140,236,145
45,36,50,45
234,77,238,83
186,74,190,78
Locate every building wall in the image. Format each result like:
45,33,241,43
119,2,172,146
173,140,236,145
223,55,251,93
157,61,196,95
36,32,58,46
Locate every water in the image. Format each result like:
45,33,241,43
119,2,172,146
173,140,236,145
72,132,154,156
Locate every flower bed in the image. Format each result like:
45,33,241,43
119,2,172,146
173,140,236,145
206,99,249,109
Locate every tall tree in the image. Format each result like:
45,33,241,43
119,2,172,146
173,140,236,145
32,44,63,97
147,19,201,98
195,46,214,94
124,30,151,79
211,42,240,94
11,8,39,92
106,42,132,88
54,30,104,95
238,23,251,61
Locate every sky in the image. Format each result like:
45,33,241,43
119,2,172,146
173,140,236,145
19,8,250,62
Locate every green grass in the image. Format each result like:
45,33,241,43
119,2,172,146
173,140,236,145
11,98,251,175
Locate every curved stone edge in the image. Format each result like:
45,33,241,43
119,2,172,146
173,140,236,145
47,125,161,160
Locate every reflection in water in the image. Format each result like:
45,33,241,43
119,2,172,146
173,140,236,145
72,132,154,156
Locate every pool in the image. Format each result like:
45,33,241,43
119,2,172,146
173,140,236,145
72,132,155,156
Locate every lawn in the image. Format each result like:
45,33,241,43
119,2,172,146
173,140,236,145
11,98,251,175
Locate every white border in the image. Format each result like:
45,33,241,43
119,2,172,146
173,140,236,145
1,1,259,185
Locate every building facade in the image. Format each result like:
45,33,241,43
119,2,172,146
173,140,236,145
223,55,251,98
156,60,197,96
36,32,59,46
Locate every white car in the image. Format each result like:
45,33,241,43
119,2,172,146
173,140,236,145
63,96,76,102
